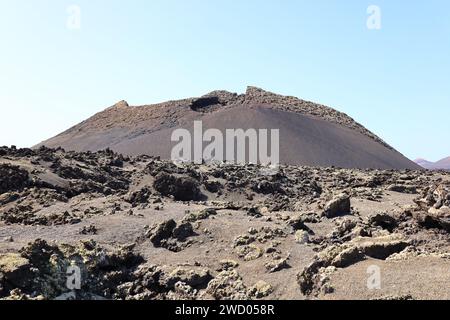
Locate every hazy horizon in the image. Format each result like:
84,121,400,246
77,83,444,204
1,0,449,161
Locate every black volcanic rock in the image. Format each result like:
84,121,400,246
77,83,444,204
0,164,30,194
153,173,202,201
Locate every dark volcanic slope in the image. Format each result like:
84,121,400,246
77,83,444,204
36,87,420,170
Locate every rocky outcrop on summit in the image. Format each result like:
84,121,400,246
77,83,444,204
242,87,391,149
36,87,419,170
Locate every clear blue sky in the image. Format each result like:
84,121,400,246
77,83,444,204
1,0,449,161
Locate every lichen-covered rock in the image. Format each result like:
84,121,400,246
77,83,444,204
147,219,196,252
153,173,202,201
217,260,239,271
388,184,417,194
206,270,249,300
413,184,450,232
0,239,144,300
161,268,212,289
297,234,410,296
204,180,223,193
288,215,315,234
236,245,263,261
323,194,351,218
248,280,273,299
295,230,310,244
0,253,32,293
368,212,398,232
127,187,152,207
265,254,290,273
183,208,217,222
0,164,30,194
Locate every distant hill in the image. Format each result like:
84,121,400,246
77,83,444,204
36,87,420,170
415,157,450,170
